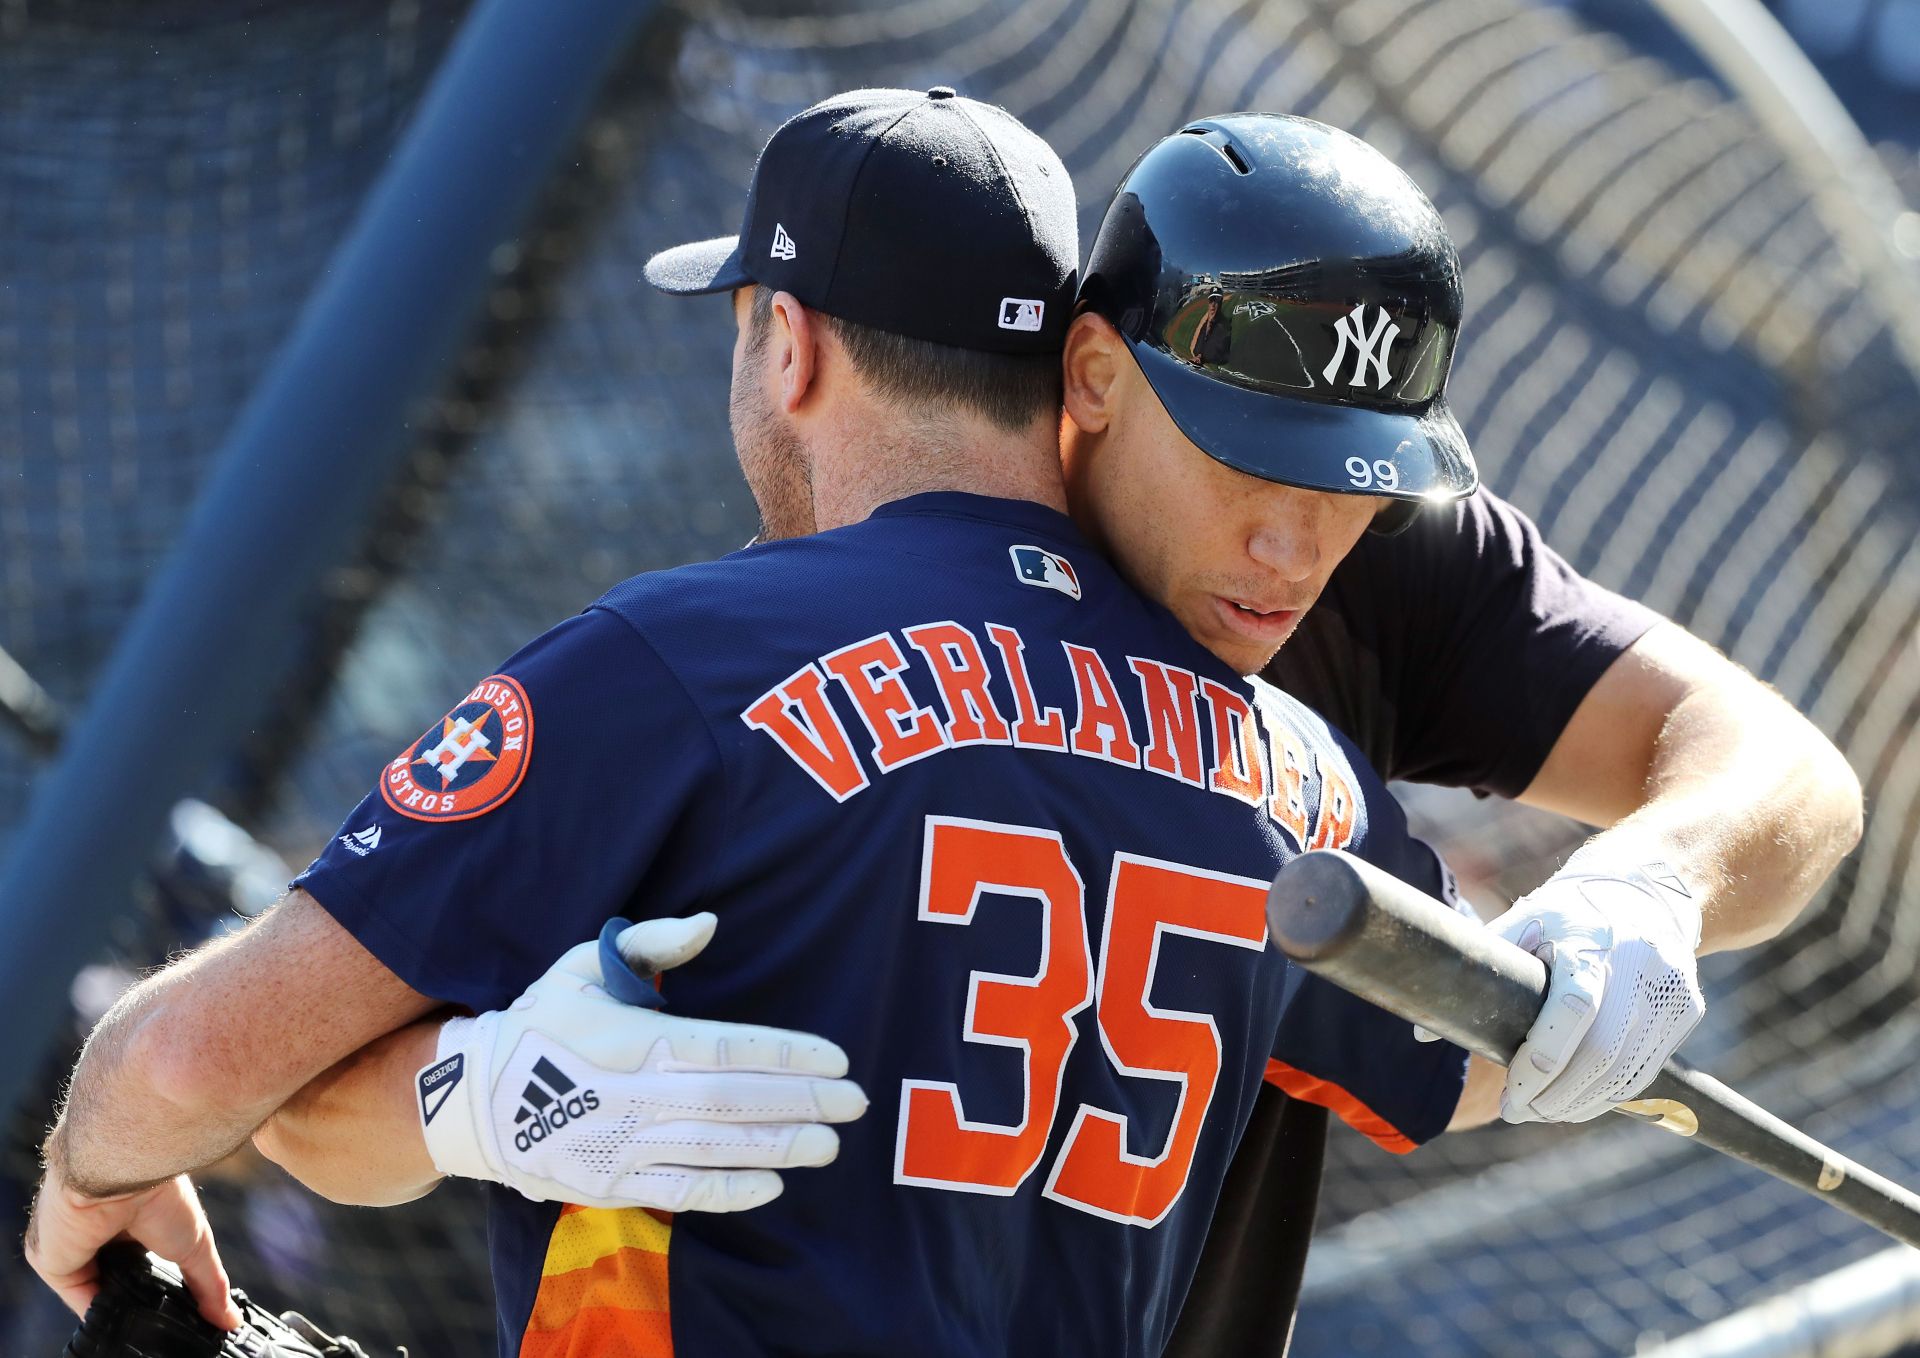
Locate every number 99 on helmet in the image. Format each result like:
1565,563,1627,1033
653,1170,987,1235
1079,114,1479,534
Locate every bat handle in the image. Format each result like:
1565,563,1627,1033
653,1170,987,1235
1268,849,1920,1250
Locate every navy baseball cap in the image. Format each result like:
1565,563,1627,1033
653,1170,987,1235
643,87,1077,354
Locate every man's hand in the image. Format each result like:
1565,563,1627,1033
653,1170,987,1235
1490,854,1705,1123
421,912,867,1212
22,891,438,1328
25,1161,240,1329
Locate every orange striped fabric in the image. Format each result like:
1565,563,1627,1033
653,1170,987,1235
518,1204,675,1358
1264,1058,1417,1155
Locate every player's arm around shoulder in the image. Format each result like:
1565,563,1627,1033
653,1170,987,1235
259,912,869,1218
47,886,436,1193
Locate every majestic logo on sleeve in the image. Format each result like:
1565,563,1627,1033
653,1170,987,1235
338,825,382,857
1010,545,1081,600
380,674,534,822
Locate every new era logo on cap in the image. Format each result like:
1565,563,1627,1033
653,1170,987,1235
999,298,1044,332
642,88,1075,354
1010,544,1080,600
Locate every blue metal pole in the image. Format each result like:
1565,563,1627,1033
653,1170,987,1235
0,0,656,1113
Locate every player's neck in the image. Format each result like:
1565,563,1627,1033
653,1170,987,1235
807,405,1068,531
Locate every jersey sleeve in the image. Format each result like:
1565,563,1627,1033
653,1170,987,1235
292,605,727,1014
1264,840,1471,1152
1370,491,1662,797
1264,974,1467,1153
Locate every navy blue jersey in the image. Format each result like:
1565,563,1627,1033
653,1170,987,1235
297,493,1466,1358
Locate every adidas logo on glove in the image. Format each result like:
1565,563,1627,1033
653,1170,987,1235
511,1054,601,1152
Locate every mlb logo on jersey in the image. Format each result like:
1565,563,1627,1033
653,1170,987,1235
380,673,535,822
1010,545,1080,600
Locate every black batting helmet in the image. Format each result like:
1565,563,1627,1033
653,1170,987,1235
1081,114,1478,532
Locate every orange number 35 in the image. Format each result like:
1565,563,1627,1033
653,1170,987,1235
894,816,1270,1227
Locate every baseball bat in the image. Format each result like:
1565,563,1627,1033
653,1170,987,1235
1267,848,1920,1249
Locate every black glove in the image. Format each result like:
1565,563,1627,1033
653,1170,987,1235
64,1243,395,1358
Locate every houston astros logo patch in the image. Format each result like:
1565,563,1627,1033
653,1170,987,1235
381,674,534,822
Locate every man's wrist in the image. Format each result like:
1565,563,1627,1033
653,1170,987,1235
30,1151,149,1268
39,1121,142,1204
39,1118,70,1177
416,1016,498,1186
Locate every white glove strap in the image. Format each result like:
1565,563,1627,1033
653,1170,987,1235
418,1015,502,1185
1557,844,1703,949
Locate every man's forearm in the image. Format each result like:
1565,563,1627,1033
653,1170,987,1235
1447,1055,1505,1130
52,939,279,1197
28,892,438,1324
1609,679,1862,953
253,1020,443,1207
1524,624,1863,954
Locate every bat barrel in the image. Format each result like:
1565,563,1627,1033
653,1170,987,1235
1266,849,1547,1066
1643,1065,1920,1248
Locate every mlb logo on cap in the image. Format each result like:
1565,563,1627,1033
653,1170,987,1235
999,298,1045,332
1010,545,1080,600
642,87,1077,356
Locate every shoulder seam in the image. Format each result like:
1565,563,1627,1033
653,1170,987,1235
587,603,736,915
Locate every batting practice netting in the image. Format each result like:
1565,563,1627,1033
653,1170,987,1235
4,0,1919,1353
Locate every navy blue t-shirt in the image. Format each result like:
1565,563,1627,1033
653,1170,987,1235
1165,488,1663,1358
297,494,1465,1358
1267,488,1663,796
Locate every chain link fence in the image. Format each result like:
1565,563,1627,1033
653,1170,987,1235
3,0,1917,1352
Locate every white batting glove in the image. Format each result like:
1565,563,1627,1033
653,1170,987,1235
417,912,867,1212
1489,852,1705,1124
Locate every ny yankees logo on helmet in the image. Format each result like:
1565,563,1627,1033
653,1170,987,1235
1323,304,1401,389
1079,115,1478,526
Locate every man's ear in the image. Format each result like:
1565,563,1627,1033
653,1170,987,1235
769,291,817,414
1062,311,1121,434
